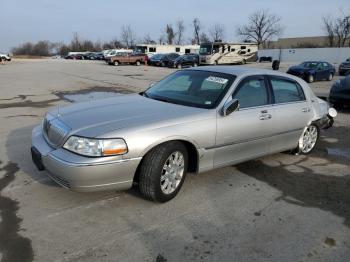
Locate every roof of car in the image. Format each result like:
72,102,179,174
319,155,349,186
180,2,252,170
187,66,292,78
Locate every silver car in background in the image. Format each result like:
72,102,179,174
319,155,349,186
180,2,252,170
31,66,336,202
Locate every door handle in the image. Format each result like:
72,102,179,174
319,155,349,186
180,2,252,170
259,114,272,120
302,107,310,112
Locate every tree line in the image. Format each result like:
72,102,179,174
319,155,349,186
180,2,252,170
11,8,350,56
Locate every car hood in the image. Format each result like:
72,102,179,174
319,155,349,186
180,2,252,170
340,62,350,67
48,94,208,138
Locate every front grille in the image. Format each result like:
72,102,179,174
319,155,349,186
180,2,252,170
49,174,71,188
43,115,70,147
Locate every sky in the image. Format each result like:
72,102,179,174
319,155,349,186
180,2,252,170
0,0,349,52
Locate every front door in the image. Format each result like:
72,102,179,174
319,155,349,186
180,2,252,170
214,75,274,167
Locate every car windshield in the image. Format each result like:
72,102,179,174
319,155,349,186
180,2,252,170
144,70,235,109
301,62,319,69
346,58,350,62
199,44,212,55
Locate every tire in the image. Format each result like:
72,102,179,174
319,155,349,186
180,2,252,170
109,61,115,66
306,74,314,83
214,60,218,65
136,60,141,66
114,61,119,66
328,73,333,81
241,59,247,65
294,124,320,155
161,62,166,67
139,141,188,202
193,62,198,67
177,64,182,69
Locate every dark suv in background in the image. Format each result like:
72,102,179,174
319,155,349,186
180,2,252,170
168,54,199,68
339,58,350,76
148,53,180,66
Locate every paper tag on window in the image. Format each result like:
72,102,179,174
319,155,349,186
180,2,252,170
205,101,212,105
205,76,228,84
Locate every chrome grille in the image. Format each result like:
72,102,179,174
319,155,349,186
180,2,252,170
43,115,70,147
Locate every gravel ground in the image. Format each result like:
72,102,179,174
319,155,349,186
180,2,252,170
0,59,349,262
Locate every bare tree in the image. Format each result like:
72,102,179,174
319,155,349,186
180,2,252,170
236,10,283,47
209,23,225,42
121,25,136,48
323,16,336,47
322,12,350,47
199,32,210,43
175,19,185,44
193,18,201,44
143,34,156,44
70,32,81,51
166,24,175,44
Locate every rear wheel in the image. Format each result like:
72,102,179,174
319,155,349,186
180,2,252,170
139,141,188,202
136,60,141,66
295,124,319,154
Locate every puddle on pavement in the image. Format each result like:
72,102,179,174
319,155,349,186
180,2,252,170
62,91,122,103
327,148,350,159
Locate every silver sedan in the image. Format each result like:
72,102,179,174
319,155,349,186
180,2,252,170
31,66,336,202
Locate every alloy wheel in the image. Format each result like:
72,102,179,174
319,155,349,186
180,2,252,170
160,151,185,194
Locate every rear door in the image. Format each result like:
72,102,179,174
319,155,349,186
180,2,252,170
267,76,313,153
214,75,275,167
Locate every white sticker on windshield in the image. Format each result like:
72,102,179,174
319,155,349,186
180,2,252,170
205,76,228,84
205,101,212,105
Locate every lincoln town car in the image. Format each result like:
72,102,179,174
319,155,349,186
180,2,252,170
31,67,336,202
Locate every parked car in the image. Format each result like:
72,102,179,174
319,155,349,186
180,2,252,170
338,58,350,76
31,67,336,202
259,56,272,62
64,54,84,60
168,53,199,68
287,61,335,83
329,74,350,108
106,52,148,66
148,53,180,66
0,53,11,61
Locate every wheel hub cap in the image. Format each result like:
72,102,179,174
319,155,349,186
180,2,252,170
160,151,184,194
300,126,318,153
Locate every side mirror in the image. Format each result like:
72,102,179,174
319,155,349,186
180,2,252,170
222,99,239,116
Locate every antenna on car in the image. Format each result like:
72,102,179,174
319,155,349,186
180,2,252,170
57,104,60,118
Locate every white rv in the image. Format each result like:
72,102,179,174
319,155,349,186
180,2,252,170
134,44,199,57
103,49,133,58
199,42,258,65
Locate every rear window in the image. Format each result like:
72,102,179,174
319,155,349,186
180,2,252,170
270,77,306,103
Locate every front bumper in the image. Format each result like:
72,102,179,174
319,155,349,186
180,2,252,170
31,126,141,192
316,115,334,129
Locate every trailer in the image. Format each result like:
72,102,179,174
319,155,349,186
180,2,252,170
134,44,199,57
199,42,258,65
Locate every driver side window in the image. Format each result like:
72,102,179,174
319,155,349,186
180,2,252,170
233,76,269,109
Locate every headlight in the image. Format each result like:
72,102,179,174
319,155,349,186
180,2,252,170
63,136,128,157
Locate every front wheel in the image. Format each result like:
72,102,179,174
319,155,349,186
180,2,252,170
306,74,314,83
139,141,188,202
193,62,198,67
295,124,319,154
328,73,333,81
